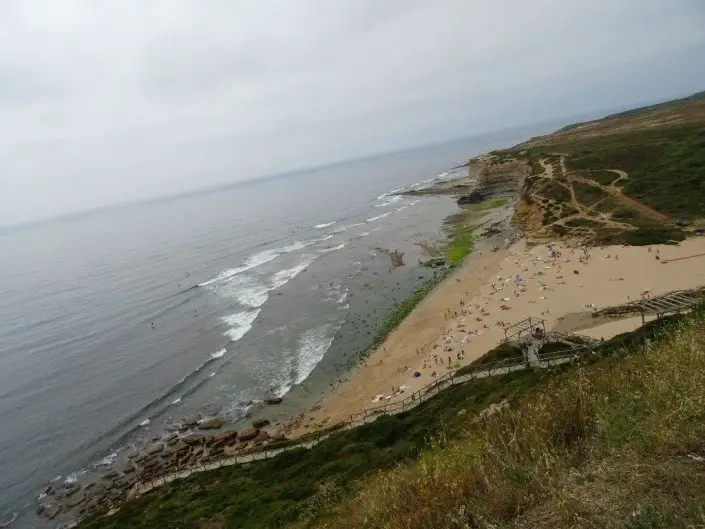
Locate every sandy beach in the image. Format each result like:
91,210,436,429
287,236,705,435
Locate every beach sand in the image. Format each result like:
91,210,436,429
286,237,705,435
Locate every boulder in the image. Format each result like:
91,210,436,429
182,434,203,446
223,445,240,456
44,504,62,520
101,471,119,480
146,444,163,455
122,463,136,474
67,492,87,508
198,417,224,430
253,430,270,443
252,418,270,429
63,483,81,497
214,429,237,443
264,396,283,405
237,427,259,442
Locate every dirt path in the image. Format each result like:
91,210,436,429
569,171,667,223
528,155,671,243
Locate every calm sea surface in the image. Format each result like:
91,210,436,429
0,127,557,527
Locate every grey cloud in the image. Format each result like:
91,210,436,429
0,0,704,226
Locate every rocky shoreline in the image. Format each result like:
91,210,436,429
35,411,288,525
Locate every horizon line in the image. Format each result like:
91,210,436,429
0,92,688,233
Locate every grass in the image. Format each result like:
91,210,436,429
572,181,607,206
584,170,618,186
561,125,705,219
443,231,475,266
467,197,508,212
310,306,705,529
455,342,523,375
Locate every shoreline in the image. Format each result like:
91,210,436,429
283,205,517,436
284,232,705,438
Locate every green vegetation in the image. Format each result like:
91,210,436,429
455,342,523,375
620,227,686,246
467,197,508,212
556,90,705,133
541,181,571,203
566,126,705,218
584,169,618,186
509,92,705,244
571,180,607,206
443,231,475,266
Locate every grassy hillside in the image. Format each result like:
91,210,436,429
80,361,547,529
80,307,705,529
311,307,705,529
556,90,705,133
505,90,705,245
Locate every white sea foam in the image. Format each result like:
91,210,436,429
209,348,226,359
64,470,87,484
139,419,151,426
319,243,346,253
97,452,118,466
221,310,261,342
376,192,388,200
295,325,338,384
209,372,216,377
331,222,363,234
366,211,392,223
271,254,317,288
199,240,315,286
232,281,270,308
395,206,408,212
172,396,182,405
375,195,403,207
314,221,336,229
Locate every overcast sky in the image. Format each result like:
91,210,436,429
0,1,704,226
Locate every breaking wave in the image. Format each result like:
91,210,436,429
199,240,317,287
294,324,338,384
314,221,336,229
366,211,392,223
221,311,261,341
375,195,403,207
319,242,346,253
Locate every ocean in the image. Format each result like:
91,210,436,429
0,127,556,527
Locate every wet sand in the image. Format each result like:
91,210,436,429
286,237,705,435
